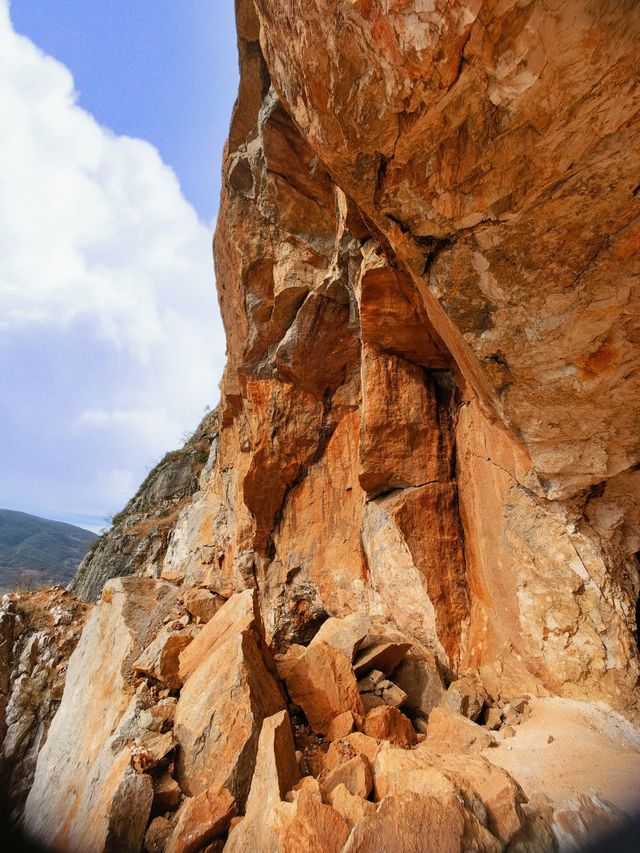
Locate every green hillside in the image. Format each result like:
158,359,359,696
0,509,97,593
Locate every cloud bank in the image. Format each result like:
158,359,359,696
0,1,226,526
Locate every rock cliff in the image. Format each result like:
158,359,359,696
3,1,640,851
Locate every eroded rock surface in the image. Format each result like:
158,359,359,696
4,1,640,851
71,409,219,602
0,586,89,825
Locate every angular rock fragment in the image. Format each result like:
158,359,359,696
178,588,257,683
326,710,356,742
484,707,503,731
286,775,323,804
392,650,445,718
277,641,364,735
442,677,487,722
181,588,225,624
324,732,381,774
361,693,386,712
357,669,385,693
321,753,373,799
140,699,177,733
165,786,236,853
326,783,376,829
131,730,175,773
353,641,411,678
133,627,198,691
226,709,300,852
310,612,371,661
426,707,497,755
24,578,179,851
145,816,174,853
153,771,182,812
502,697,531,728
174,592,284,804
363,706,417,748
379,680,407,708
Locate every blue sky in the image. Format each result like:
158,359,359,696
0,1,239,532
11,0,238,222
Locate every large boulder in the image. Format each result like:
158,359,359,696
23,577,180,851
173,590,285,805
276,641,364,735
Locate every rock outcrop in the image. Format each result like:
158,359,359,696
71,409,219,602
3,1,640,851
0,586,89,825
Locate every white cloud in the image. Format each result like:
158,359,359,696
0,1,227,517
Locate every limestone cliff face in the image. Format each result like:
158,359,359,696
160,0,640,714
5,2,640,851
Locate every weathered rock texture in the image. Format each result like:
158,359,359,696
0,587,89,825
71,408,219,602
5,1,640,851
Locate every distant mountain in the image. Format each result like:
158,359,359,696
0,510,97,593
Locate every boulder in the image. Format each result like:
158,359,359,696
24,578,179,851
326,711,356,742
353,642,411,678
181,588,225,624
370,741,525,846
341,791,501,853
426,707,497,755
310,613,371,661
277,641,364,735
178,589,257,683
165,787,236,853
225,710,300,853
434,753,526,847
392,651,445,718
442,677,487,722
326,783,376,829
174,593,285,805
270,787,351,853
321,754,373,799
372,742,459,803
363,706,417,749
145,816,174,853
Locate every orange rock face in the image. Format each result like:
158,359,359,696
10,1,640,851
